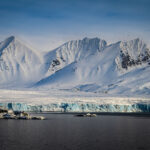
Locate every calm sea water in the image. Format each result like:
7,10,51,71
0,113,150,150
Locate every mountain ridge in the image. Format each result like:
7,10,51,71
0,36,150,96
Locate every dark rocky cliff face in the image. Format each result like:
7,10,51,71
120,50,150,69
119,39,150,69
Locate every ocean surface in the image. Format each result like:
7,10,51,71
0,113,150,150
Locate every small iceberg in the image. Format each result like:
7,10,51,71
0,107,45,120
76,113,97,117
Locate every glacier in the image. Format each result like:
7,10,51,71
0,89,149,112
0,102,150,112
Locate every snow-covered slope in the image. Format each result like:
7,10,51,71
0,36,45,88
35,37,150,96
43,37,107,77
0,36,150,96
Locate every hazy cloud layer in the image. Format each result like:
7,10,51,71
0,0,150,51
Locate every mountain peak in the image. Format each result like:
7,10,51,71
120,38,146,50
131,38,143,44
82,37,106,44
60,37,107,53
82,37,100,41
0,36,16,52
121,38,143,45
134,37,140,41
6,35,15,41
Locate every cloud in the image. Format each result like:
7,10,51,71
0,0,150,50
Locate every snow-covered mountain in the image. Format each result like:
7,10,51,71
36,37,150,96
0,36,150,96
43,37,107,77
0,36,45,88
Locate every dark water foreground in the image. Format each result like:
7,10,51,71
0,114,150,150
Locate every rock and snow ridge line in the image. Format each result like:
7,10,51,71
0,36,150,96
34,37,150,96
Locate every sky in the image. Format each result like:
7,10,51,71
0,0,150,51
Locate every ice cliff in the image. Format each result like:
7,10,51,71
0,102,150,112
